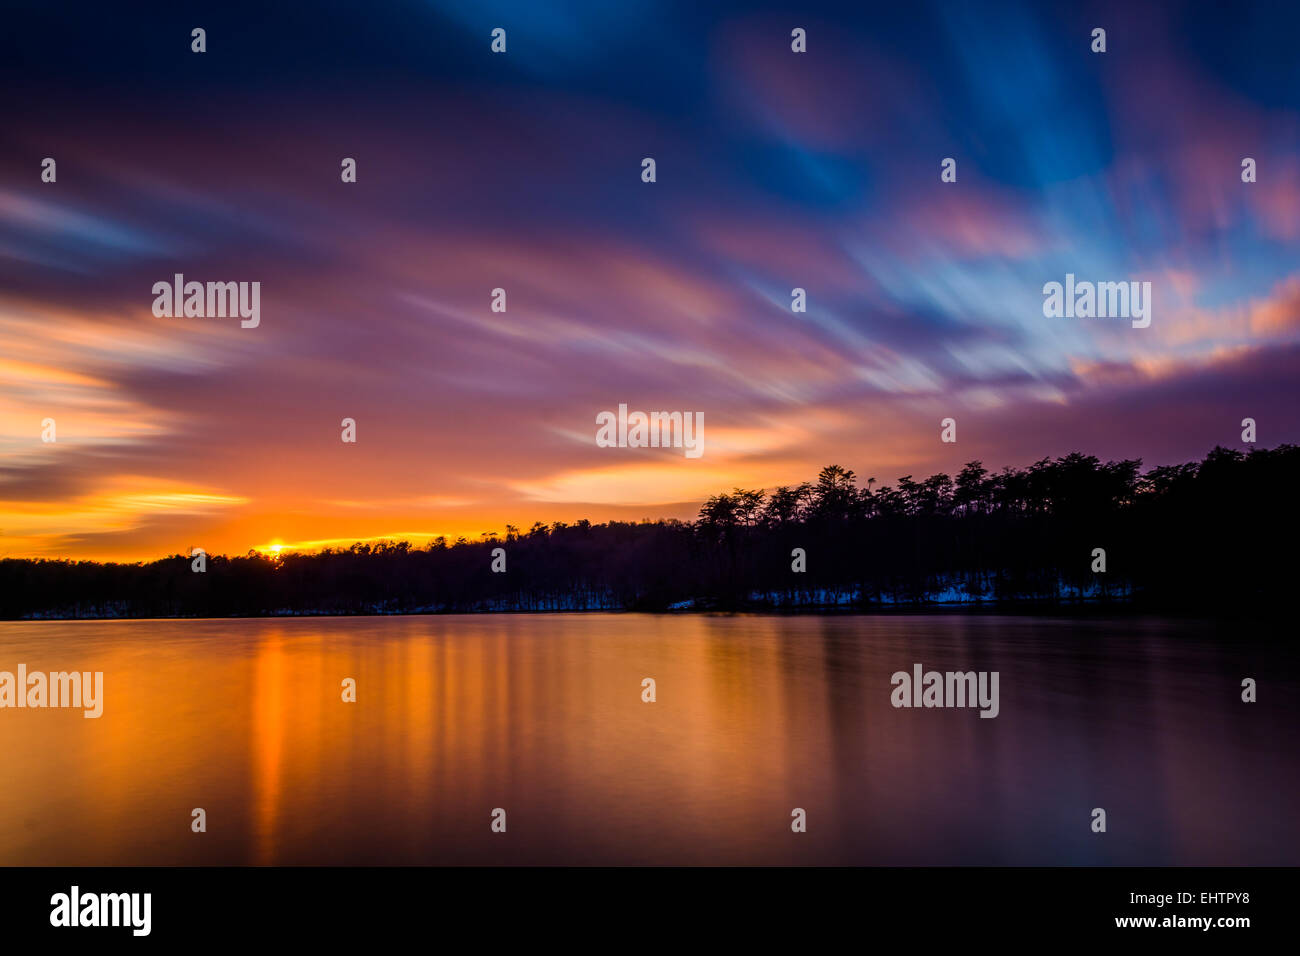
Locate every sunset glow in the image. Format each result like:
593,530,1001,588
1,3,1297,561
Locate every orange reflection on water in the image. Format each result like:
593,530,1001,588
0,614,1295,865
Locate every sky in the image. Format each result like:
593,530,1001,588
1,0,1297,560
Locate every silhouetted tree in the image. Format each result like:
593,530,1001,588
1,445,1294,618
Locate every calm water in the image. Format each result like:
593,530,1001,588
0,614,1295,866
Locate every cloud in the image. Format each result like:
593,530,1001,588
2,1,1298,558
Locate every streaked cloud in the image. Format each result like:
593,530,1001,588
1,0,1297,559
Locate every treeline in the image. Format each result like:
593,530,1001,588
1,444,1295,618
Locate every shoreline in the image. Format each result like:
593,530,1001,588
2,600,1277,624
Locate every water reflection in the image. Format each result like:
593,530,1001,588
0,614,1294,865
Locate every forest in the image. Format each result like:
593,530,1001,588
1,444,1294,619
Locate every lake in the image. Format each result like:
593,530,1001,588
0,613,1295,865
